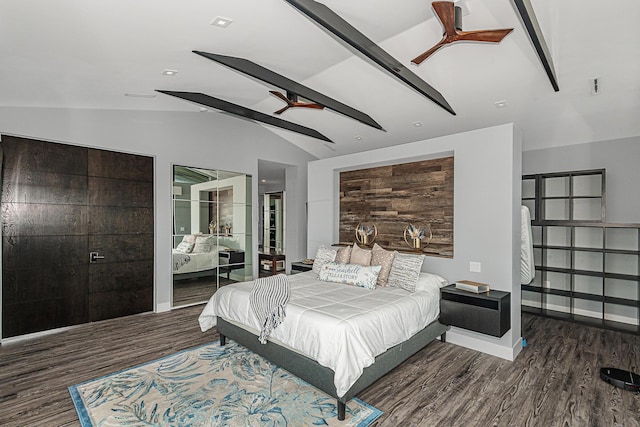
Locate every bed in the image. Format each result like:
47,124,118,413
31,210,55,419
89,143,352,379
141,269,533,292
172,234,227,280
199,269,449,420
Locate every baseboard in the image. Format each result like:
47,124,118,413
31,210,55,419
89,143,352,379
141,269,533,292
445,327,522,361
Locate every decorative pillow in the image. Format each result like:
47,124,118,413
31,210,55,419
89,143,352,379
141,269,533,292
181,234,197,244
350,244,372,266
318,262,382,290
334,245,352,264
370,243,396,287
193,235,214,253
175,241,194,253
387,253,425,292
312,245,337,274
415,272,449,292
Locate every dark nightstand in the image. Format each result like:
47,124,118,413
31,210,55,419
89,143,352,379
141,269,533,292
439,284,511,337
218,250,245,279
291,261,313,274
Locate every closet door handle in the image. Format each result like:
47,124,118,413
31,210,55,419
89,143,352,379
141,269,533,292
89,252,105,263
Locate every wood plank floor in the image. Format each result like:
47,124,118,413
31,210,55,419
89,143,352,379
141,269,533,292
1,307,639,426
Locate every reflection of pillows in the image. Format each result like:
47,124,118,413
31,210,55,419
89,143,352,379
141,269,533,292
387,253,425,292
312,245,337,274
181,234,197,244
335,245,352,264
370,243,396,287
193,235,214,253
415,272,449,292
318,262,381,290
350,244,372,266
175,241,194,253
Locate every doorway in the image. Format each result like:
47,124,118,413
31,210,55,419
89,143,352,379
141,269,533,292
1,135,154,338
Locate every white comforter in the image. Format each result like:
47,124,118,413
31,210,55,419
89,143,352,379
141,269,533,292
199,271,441,397
173,249,220,274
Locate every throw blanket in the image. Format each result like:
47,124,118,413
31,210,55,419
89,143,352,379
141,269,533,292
249,274,290,344
173,251,191,271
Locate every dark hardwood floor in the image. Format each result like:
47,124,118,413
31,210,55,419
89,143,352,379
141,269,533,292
1,308,638,426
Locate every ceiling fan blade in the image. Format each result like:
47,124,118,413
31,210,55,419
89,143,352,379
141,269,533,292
273,105,291,115
411,37,448,64
298,103,325,110
432,1,458,36
456,28,513,43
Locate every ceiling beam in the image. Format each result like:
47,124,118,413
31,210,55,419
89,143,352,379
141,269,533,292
512,0,560,92
156,90,333,143
284,0,456,115
193,51,384,131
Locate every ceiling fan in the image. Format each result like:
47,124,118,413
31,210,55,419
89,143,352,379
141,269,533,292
269,90,325,114
412,1,513,65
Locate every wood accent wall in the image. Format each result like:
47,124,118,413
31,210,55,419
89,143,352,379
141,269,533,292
339,156,454,257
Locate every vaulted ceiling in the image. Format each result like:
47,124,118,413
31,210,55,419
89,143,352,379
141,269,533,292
1,0,639,159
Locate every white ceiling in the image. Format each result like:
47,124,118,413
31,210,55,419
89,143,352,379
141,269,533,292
2,0,639,159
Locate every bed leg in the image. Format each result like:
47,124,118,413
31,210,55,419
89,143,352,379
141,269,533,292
441,331,446,343
220,334,226,346
337,400,346,421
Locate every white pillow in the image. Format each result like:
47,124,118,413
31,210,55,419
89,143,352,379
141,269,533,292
312,245,337,274
193,235,214,253
387,253,425,292
415,272,449,292
318,262,381,290
175,241,194,253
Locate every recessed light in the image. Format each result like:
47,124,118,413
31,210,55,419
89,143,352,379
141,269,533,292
211,16,233,28
412,121,422,127
162,69,178,76
354,135,363,140
494,100,508,108
261,179,267,183
124,93,157,98
199,107,208,112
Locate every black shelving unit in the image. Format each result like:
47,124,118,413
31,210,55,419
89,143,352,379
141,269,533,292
522,169,640,334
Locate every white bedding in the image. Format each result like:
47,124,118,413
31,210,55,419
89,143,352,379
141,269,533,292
199,271,442,397
521,205,535,284
173,248,221,274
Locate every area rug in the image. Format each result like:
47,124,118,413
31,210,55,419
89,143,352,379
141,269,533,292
69,340,382,426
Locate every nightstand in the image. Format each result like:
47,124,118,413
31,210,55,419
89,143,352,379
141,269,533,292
291,261,313,274
218,250,245,279
439,284,511,337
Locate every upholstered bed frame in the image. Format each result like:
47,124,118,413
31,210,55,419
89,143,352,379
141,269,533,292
217,317,449,420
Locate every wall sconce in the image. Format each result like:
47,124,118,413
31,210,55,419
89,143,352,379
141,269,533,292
403,223,432,251
355,222,378,246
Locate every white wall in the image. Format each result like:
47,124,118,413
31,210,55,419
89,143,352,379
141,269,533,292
523,136,640,223
307,123,523,360
0,106,316,315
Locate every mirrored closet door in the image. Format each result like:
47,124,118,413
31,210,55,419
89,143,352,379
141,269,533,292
172,166,252,307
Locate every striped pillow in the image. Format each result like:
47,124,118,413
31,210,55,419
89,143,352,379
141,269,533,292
387,253,425,292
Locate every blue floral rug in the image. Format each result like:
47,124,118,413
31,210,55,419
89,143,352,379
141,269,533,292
69,340,382,426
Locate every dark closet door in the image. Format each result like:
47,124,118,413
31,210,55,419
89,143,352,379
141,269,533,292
1,136,154,338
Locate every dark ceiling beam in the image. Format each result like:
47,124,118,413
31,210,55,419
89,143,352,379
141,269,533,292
156,90,333,143
284,0,456,115
512,0,560,92
193,51,384,131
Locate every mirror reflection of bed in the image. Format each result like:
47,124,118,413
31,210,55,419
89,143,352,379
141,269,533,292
172,165,252,307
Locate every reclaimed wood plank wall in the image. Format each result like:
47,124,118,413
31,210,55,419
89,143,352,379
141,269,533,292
339,156,454,257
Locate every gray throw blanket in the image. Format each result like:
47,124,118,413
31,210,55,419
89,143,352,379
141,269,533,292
249,274,290,344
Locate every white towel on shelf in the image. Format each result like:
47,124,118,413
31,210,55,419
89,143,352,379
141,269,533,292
249,274,290,344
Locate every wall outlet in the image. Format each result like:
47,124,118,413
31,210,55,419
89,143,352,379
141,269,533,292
179,226,185,232
469,262,482,272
